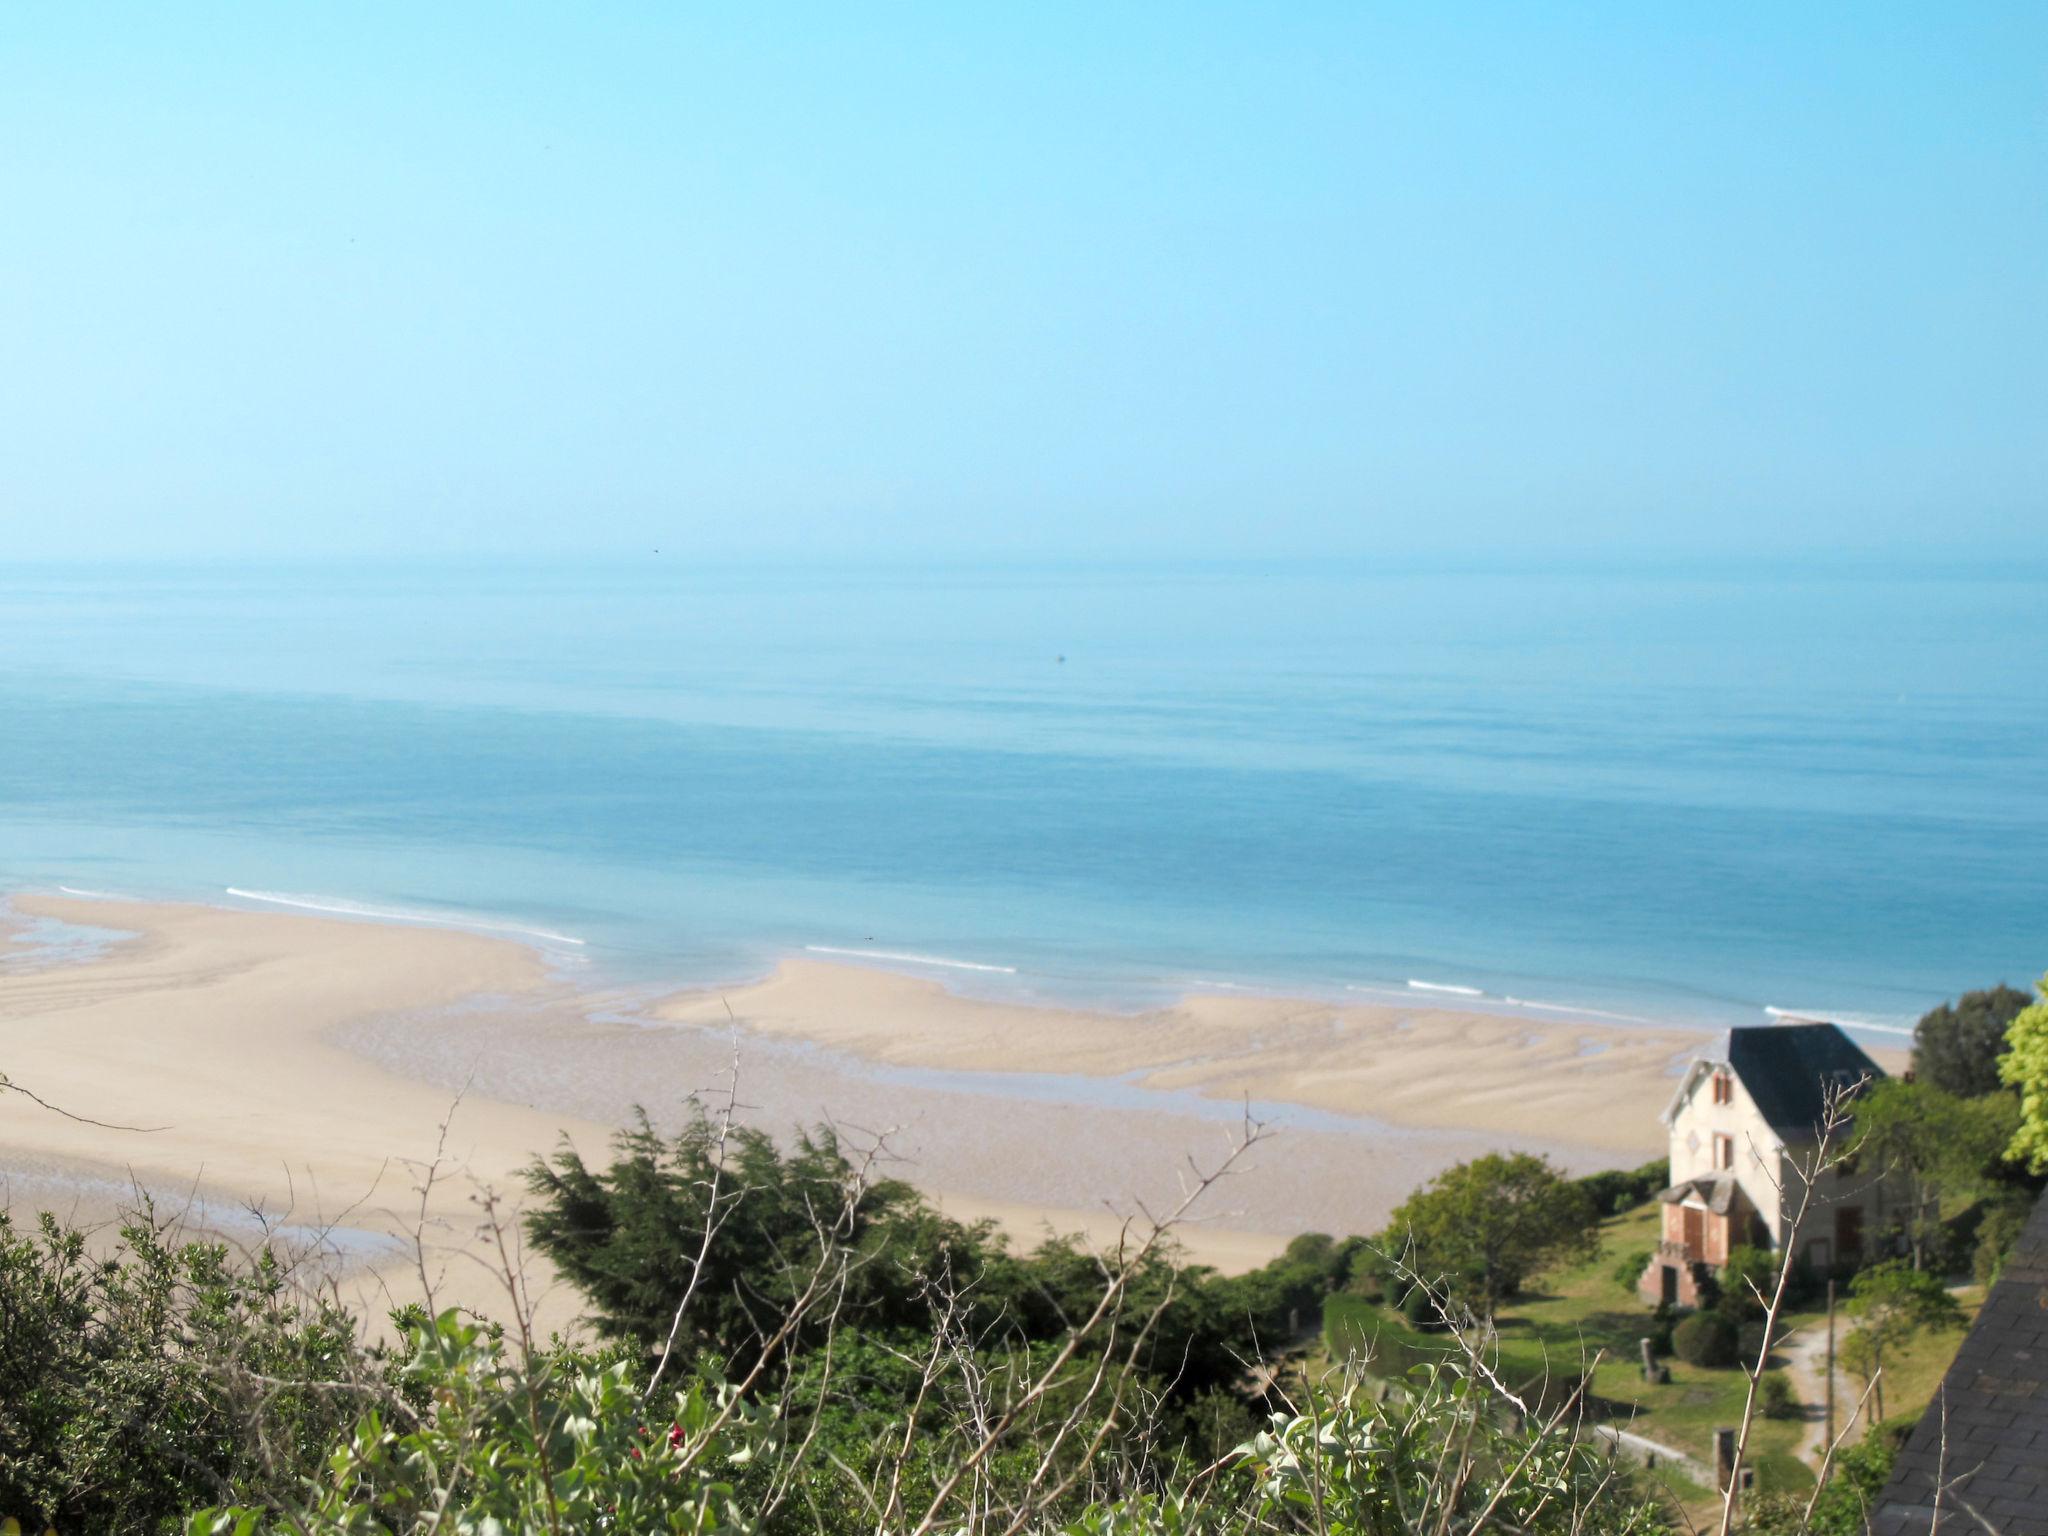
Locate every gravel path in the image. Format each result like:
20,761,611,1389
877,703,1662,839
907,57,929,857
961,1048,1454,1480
1778,1313,1850,1466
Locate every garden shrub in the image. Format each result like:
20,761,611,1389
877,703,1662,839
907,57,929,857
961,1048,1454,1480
1716,1246,1776,1320
1973,1195,2031,1285
1671,1309,1740,1368
1758,1370,1799,1419
1610,1246,1653,1295
1400,1282,1449,1332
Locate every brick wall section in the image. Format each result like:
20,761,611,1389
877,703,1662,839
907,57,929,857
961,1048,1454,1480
1872,1189,2048,1536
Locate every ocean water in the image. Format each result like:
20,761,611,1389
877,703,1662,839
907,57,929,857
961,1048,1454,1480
1,557,2042,1033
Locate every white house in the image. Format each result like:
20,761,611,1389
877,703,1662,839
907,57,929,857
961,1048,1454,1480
1639,1022,1892,1307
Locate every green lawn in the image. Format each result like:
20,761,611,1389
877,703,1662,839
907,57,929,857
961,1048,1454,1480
1323,1203,1819,1473
1324,1200,1982,1478
1840,1283,1983,1433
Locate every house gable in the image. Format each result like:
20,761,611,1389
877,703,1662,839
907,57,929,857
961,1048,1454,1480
1660,1020,1893,1267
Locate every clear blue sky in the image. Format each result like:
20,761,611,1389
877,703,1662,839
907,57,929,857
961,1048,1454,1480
2,4,2042,561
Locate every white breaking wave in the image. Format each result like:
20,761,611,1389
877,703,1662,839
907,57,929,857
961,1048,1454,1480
223,888,585,947
1406,978,1484,997
57,886,131,900
805,945,1017,975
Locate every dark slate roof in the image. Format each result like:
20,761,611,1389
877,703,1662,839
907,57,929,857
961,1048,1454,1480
1872,1188,2048,1536
1727,1024,1883,1137
1657,1174,1741,1215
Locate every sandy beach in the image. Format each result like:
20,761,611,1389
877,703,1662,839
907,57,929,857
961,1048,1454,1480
1,891,1875,1332
0,892,620,1332
648,959,1708,1153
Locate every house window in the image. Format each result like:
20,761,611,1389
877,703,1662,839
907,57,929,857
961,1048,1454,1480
1713,1133,1735,1170
1711,1071,1733,1106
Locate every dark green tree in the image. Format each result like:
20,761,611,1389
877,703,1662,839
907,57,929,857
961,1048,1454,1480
524,1108,985,1366
1383,1152,1601,1311
523,1107,1353,1410
1913,983,2032,1097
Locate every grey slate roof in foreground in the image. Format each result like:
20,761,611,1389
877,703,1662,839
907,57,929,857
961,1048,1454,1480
1872,1187,2048,1536
1726,1023,1883,1138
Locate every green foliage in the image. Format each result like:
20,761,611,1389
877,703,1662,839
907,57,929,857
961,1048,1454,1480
1914,982,2033,1098
1757,1370,1798,1420
1610,1245,1654,1295
1973,1193,2032,1284
1740,1436,1895,1536
190,1310,776,1534
1341,1246,1388,1300
0,1137,1697,1536
1670,1310,1739,1368
0,1208,366,1535
1059,1367,1666,1536
525,1108,1366,1420
1574,1159,1669,1218
524,1108,959,1360
1399,1280,1446,1331
1842,1259,1964,1423
194,1348,1669,1536
1999,976,2048,1173
1714,1245,1777,1321
1383,1152,1601,1310
1849,1078,2021,1267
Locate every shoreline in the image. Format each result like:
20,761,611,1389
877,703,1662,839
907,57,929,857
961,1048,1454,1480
0,889,1907,1310
16,877,1931,1044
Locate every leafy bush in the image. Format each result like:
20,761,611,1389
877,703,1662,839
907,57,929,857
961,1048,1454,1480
191,1310,776,1535
1740,1437,1895,1535
193,1352,1668,1536
1064,1368,1667,1536
1757,1370,1799,1420
0,1208,366,1534
1671,1310,1740,1368
1715,1245,1777,1320
1575,1159,1669,1217
1974,1194,2032,1285
1400,1281,1449,1331
1610,1246,1653,1295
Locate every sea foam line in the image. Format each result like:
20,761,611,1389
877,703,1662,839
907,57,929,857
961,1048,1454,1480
1352,979,1664,1026
57,886,133,901
805,945,1017,975
223,888,586,947
1406,978,1484,997
1765,1005,1915,1037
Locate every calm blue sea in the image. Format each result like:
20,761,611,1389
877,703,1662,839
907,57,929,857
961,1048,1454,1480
2,558,2042,1032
